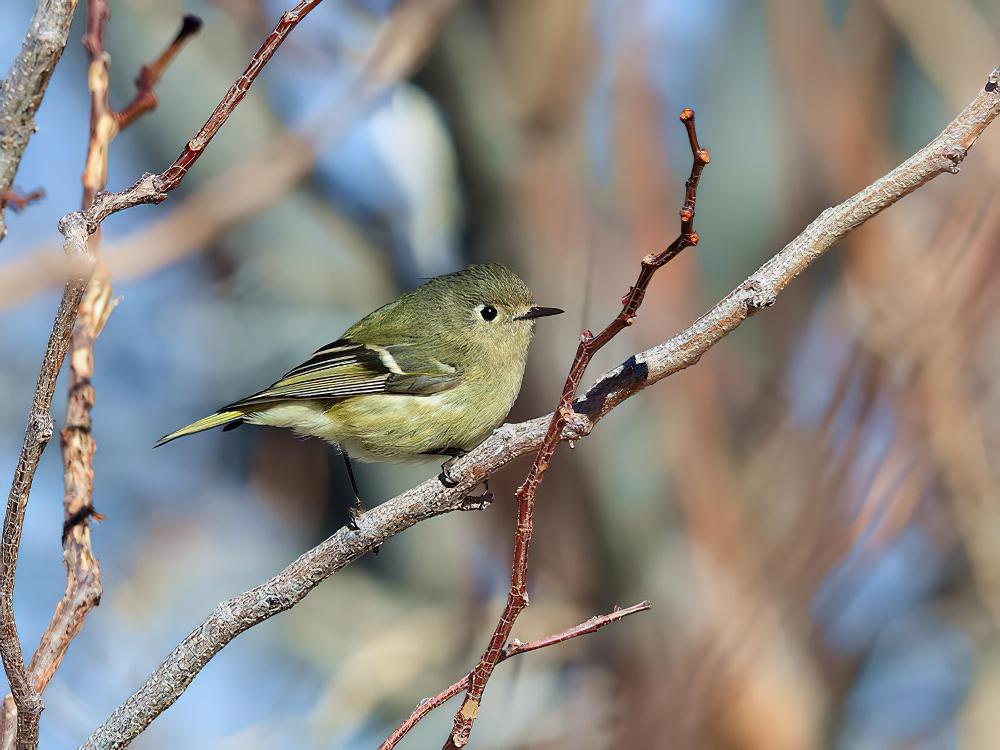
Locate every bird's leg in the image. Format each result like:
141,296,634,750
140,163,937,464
436,448,466,488
342,452,366,531
341,453,380,555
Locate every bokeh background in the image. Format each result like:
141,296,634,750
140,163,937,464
2,1,1000,748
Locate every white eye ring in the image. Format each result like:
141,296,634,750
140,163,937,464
476,304,498,321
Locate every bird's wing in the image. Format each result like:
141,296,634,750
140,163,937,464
226,338,461,408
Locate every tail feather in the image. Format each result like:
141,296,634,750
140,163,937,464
154,409,246,448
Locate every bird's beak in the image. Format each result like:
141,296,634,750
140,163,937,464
514,306,564,321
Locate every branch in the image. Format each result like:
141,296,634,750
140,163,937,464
0,3,326,749
378,601,651,750
443,109,709,749
157,1,322,191
77,65,1000,750
0,4,202,748
0,0,465,309
2,10,204,750
0,0,77,243
78,5,201,207
114,15,203,130
0,188,44,214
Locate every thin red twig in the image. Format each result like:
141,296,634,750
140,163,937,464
115,15,203,129
0,189,44,213
159,0,324,190
379,601,651,750
442,109,710,749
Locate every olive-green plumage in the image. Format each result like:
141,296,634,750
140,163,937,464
156,264,562,462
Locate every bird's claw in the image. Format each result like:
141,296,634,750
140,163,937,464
347,497,366,531
345,504,381,555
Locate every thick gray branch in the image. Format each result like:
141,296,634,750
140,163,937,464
78,67,1000,750
0,0,78,241
0,174,165,748
1,265,90,748
1,2,328,747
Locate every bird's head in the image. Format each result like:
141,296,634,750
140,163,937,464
407,264,563,359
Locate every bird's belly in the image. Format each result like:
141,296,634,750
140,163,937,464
333,389,510,461
249,386,516,462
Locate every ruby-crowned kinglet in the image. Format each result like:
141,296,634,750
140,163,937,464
156,264,562,519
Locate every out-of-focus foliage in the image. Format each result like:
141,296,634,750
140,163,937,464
2,1,1000,748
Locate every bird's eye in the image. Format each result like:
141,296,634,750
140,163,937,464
479,304,498,322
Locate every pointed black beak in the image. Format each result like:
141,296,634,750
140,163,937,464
514,306,564,321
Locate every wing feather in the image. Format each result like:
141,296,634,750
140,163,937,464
225,338,460,408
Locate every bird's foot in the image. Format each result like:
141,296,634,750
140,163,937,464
345,499,381,555
437,450,466,488
347,496,367,531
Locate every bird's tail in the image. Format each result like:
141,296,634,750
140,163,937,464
154,409,246,448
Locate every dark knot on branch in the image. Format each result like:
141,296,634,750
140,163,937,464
30,411,54,444
986,66,1000,92
573,355,650,417
740,280,777,315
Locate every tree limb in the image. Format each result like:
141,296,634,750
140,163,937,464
113,14,203,130
77,65,1000,750
0,10,203,750
443,109,708,749
0,3,326,749
0,0,78,243
0,0,464,309
0,188,44,214
379,601,651,750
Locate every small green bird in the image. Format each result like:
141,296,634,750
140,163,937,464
156,264,562,523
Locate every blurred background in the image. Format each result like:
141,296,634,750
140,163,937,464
2,0,1000,747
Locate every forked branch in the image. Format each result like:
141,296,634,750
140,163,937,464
442,109,710,749
78,65,1000,750
0,3,327,749
4,11,204,750
0,5,205,748
379,602,651,750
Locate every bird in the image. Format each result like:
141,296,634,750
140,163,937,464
155,263,563,526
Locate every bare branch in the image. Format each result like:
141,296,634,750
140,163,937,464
378,602,651,750
114,15,203,129
78,67,1000,750
0,3,326,749
158,1,323,191
0,0,77,242
0,188,44,213
443,109,708,750
3,9,205,748
0,0,468,309
1,277,85,749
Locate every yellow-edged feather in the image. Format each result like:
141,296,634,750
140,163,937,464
154,410,246,448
